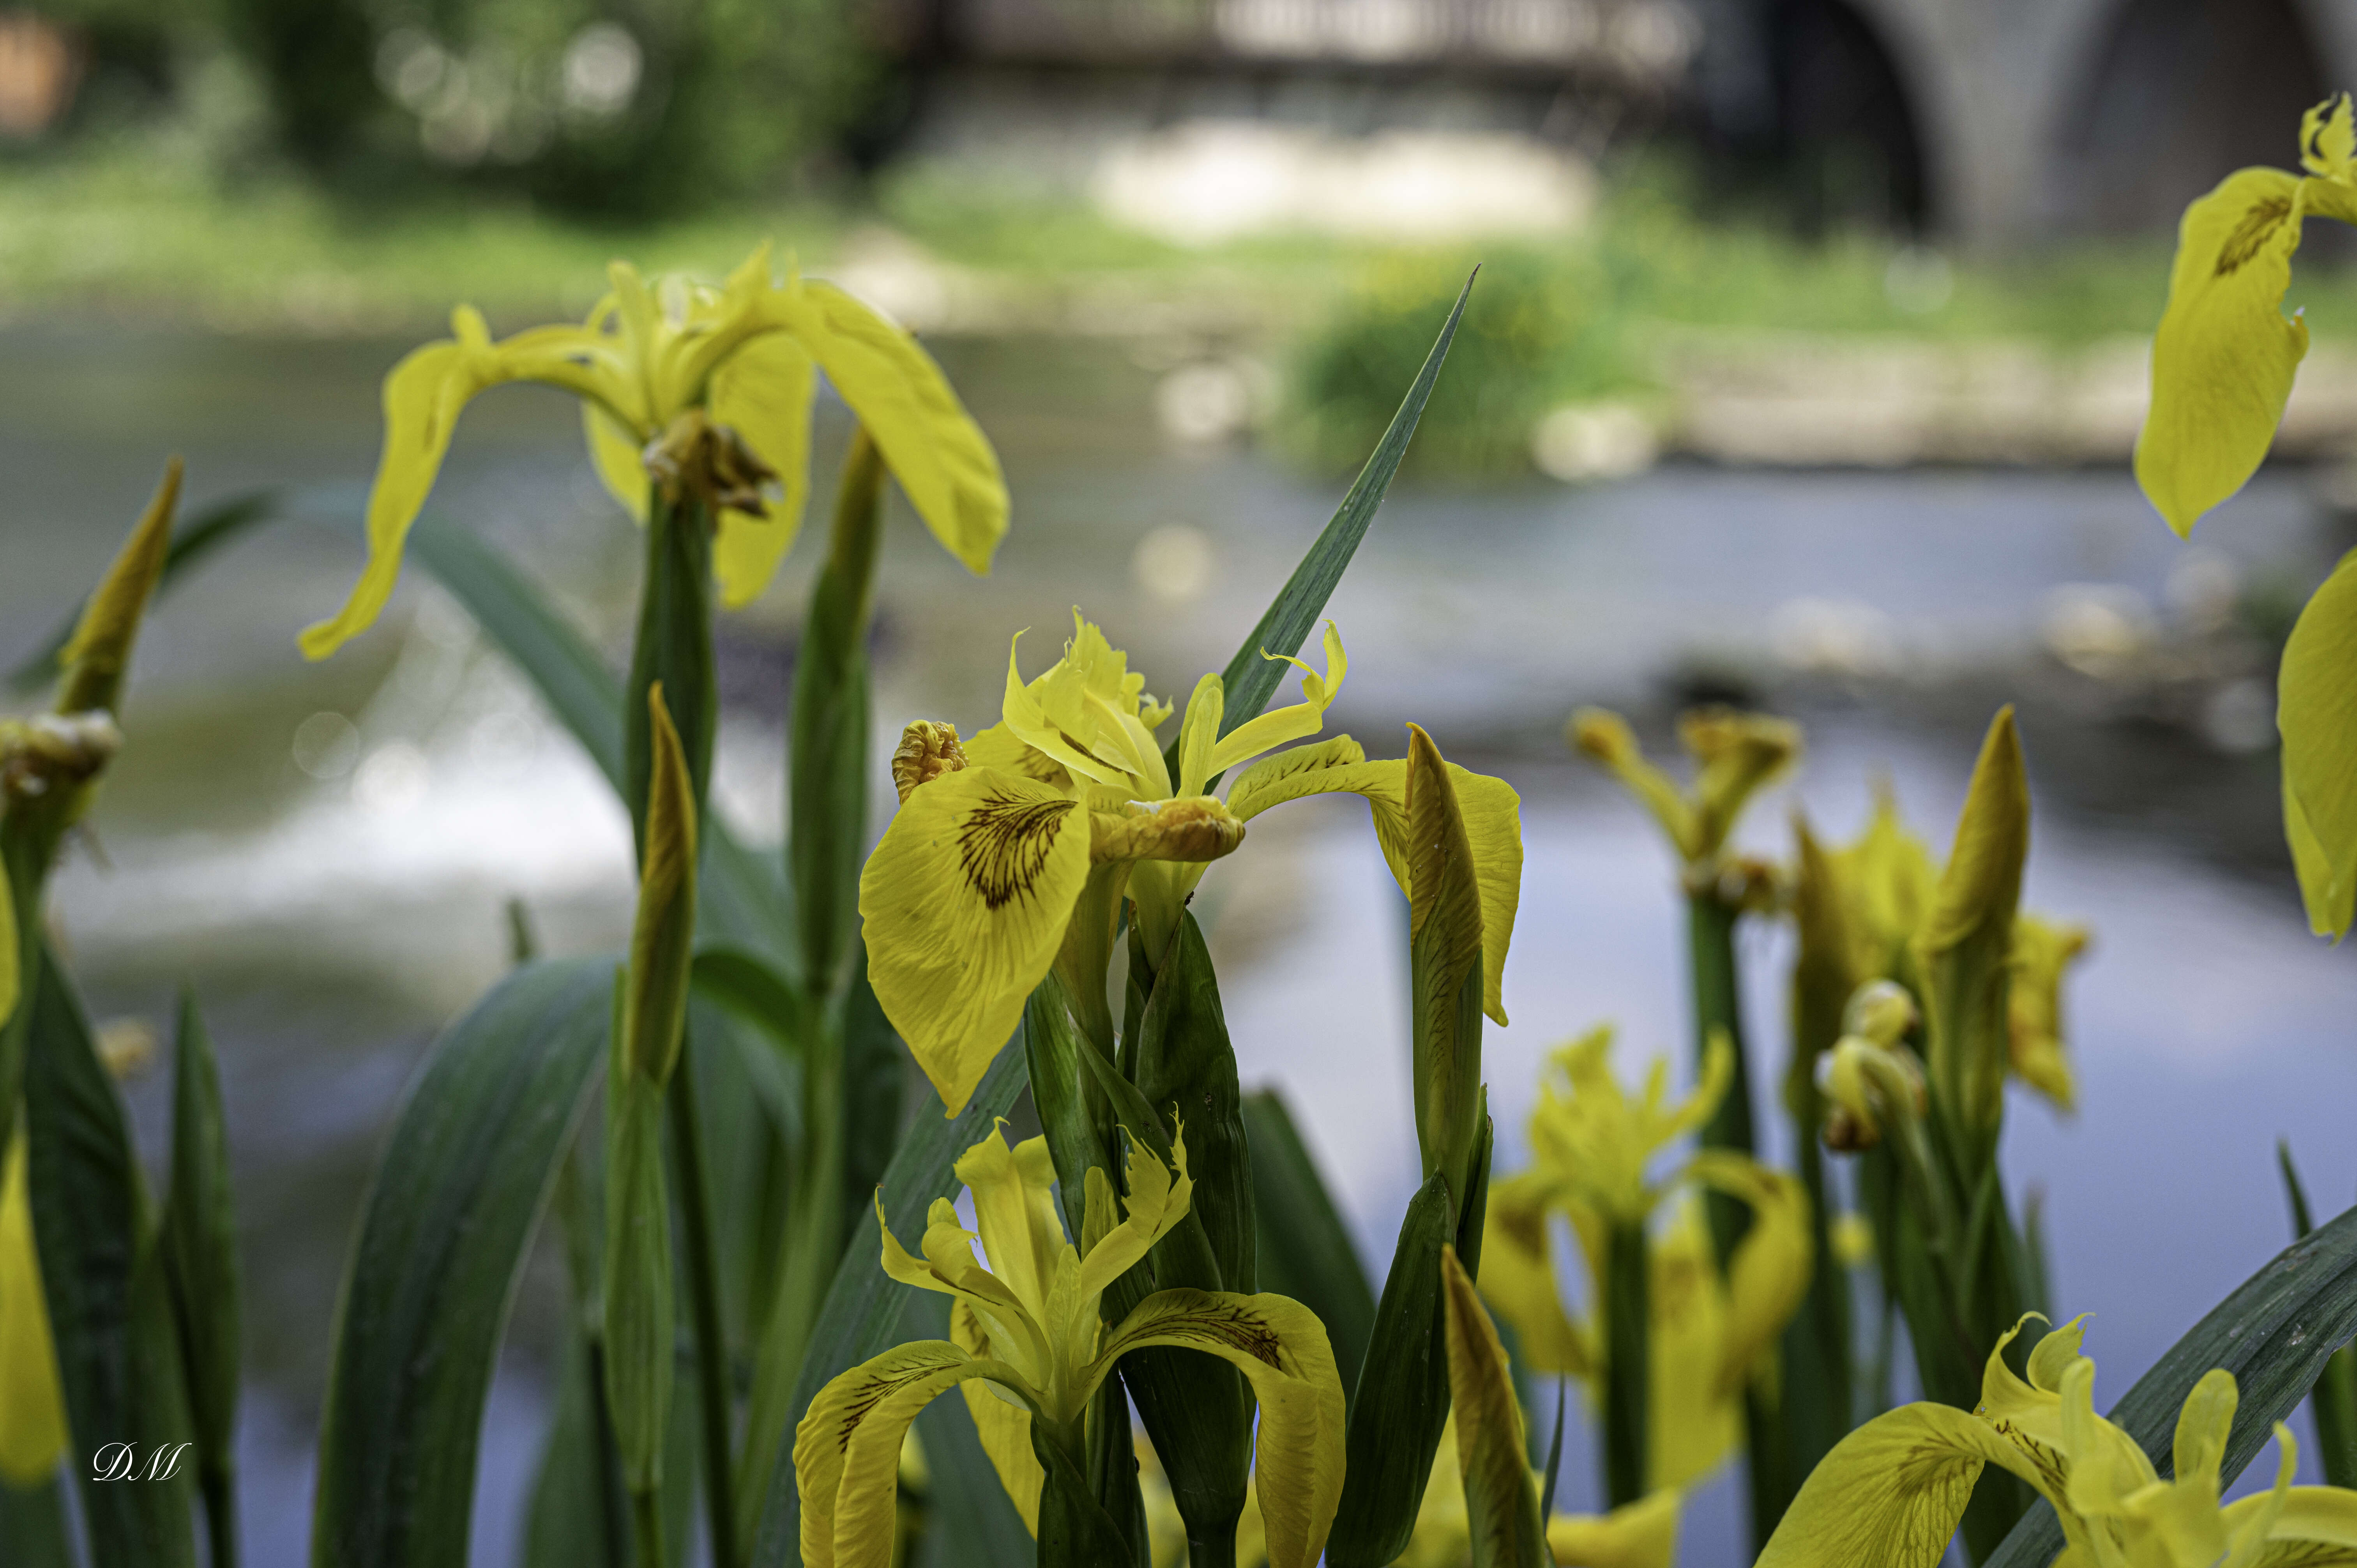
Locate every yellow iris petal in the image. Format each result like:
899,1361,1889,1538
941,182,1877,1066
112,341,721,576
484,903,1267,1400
858,766,1093,1116
0,1135,66,1489
1478,1175,1590,1377
584,403,651,524
1073,1130,1194,1301
1753,1400,2060,1568
1225,736,1523,1026
2136,166,2313,537
783,281,1008,575
707,331,817,607
2281,549,2357,937
1547,1491,1682,1568
1087,1289,1346,1568
793,1341,1035,1568
1203,622,1349,778
950,1300,1046,1536
302,312,636,660
1686,1153,1812,1404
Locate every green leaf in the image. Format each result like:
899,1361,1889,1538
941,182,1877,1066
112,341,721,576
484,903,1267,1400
398,513,797,964
311,958,612,1568
838,942,907,1250
0,1477,75,1567
744,1039,1031,1568
1326,1171,1459,1568
1986,1199,2357,1568
6,490,278,695
1032,1420,1140,1568
2277,1141,2357,1489
23,945,197,1568
524,1322,629,1568
160,989,242,1568
601,1071,673,1496
1189,271,1473,764
1243,1087,1376,1395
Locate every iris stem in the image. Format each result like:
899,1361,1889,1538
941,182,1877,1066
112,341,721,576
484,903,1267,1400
1602,1217,1650,1508
666,1050,738,1568
631,1487,667,1568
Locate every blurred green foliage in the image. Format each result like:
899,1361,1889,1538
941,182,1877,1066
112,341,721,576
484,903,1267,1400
18,0,881,219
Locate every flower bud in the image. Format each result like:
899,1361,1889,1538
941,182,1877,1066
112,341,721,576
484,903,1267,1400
1844,980,1920,1047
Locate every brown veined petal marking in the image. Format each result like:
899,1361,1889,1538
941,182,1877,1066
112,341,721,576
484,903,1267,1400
861,766,1094,1114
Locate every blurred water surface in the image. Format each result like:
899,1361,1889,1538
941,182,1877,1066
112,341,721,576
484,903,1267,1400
5,321,2356,1565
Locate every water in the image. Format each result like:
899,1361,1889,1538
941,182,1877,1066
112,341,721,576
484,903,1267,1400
6,321,2355,1564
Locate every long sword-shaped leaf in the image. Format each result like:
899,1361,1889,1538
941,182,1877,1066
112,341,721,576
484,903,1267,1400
1200,272,1473,751
1986,1200,2357,1568
396,516,797,963
24,946,198,1568
1244,1088,1377,1396
311,957,612,1568
1159,272,1473,783
745,1038,1031,1568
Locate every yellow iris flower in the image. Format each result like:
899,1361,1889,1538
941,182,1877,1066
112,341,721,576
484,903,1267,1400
793,1125,1345,1568
2137,95,2357,537
1571,706,1800,885
1759,1315,2357,1568
2134,95,2357,938
1480,1030,1811,1491
859,611,1523,1115
1820,791,2090,1115
0,1134,66,1489
302,243,1009,659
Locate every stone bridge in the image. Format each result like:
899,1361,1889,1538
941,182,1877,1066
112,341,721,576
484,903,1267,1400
890,0,2357,248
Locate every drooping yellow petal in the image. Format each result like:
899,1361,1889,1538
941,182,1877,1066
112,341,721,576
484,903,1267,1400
0,1135,67,1489
859,766,1092,1116
1088,1289,1345,1568
785,281,1008,574
304,312,633,660
1479,1175,1590,1377
1226,736,1523,1025
1752,1400,2062,1568
1441,1246,1549,1568
1686,1153,1811,1402
794,1340,1036,1568
1203,623,1348,777
1175,673,1225,800
1680,708,1803,863
2136,166,2313,537
1834,785,1938,975
707,331,817,607
2281,549,2357,937
1548,1491,1683,1568
950,1300,1045,1536
1645,1201,1739,1490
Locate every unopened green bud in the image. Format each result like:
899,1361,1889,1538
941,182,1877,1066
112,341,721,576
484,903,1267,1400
60,459,181,719
1407,722,1486,1199
1917,707,2029,1148
623,683,698,1085
1844,980,1919,1047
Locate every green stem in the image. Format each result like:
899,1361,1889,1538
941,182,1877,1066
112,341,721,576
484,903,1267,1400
631,1487,668,1568
1685,889,1755,1259
586,1336,634,1568
199,1468,238,1568
625,487,717,856
665,1054,738,1568
1602,1217,1650,1508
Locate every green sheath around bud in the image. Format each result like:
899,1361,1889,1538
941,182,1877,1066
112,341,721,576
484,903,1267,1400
624,683,698,1088
60,458,181,720
1406,722,1486,1201
1915,707,2028,1150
